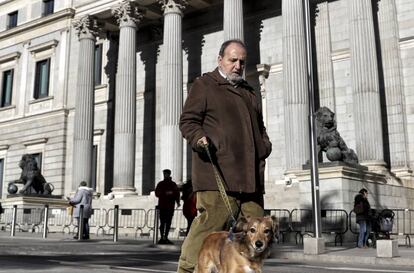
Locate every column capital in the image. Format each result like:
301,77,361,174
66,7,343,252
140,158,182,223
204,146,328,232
73,15,101,40
112,0,144,28
159,0,187,16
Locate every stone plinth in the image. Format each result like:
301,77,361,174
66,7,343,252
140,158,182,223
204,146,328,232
304,237,325,255
1,195,68,208
284,162,414,211
377,239,399,258
93,192,158,211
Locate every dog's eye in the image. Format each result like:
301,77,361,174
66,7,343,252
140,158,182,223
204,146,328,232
264,229,271,234
250,228,256,233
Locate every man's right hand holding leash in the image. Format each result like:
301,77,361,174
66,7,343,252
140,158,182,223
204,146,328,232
197,136,209,148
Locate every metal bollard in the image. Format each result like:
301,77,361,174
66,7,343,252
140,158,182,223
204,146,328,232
78,205,84,241
43,205,49,239
153,207,160,245
113,205,119,242
11,205,17,237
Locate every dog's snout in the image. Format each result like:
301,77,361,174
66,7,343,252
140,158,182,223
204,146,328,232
255,240,264,248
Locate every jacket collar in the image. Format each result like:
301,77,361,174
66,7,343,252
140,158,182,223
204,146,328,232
206,68,255,96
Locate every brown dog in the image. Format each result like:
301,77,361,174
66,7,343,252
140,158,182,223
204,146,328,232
196,216,278,273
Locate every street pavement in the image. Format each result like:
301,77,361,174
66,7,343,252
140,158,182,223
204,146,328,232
1,232,414,272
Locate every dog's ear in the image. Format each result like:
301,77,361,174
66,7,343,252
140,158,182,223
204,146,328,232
264,215,279,236
234,216,249,232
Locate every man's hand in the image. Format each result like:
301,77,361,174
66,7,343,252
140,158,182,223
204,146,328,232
196,136,208,148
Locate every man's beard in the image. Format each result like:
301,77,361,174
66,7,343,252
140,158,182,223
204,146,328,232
226,73,244,86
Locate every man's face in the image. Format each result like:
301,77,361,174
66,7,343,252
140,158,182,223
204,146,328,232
218,42,246,84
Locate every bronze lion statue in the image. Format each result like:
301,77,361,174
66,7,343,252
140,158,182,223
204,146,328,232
12,154,54,195
316,107,359,165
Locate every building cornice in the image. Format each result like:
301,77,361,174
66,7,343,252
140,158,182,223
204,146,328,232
28,40,59,53
0,0,14,6
0,8,75,41
22,138,49,147
400,36,414,50
0,51,21,63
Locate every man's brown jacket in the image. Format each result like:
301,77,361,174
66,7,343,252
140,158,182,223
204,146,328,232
179,68,272,194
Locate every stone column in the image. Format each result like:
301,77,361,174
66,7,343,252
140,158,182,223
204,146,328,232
111,1,143,195
378,0,412,177
257,63,270,182
315,2,335,111
282,0,309,170
223,0,244,41
72,16,100,190
159,0,186,183
349,0,385,169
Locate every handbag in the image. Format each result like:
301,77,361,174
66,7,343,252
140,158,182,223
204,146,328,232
66,205,73,216
354,202,364,214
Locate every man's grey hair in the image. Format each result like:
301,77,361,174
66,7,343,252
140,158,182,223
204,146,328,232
218,39,246,57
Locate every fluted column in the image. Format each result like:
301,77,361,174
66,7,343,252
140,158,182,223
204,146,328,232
378,0,411,176
282,0,309,170
315,2,335,111
223,0,244,41
257,64,270,182
349,0,385,168
72,16,100,190
111,0,143,195
159,0,186,183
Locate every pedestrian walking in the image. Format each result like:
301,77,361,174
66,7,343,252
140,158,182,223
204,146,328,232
68,181,93,240
181,181,197,236
177,39,272,273
354,188,372,248
155,169,181,244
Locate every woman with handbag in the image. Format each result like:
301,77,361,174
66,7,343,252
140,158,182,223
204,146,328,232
354,188,371,248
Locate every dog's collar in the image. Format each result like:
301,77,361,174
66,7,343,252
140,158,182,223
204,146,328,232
227,231,245,242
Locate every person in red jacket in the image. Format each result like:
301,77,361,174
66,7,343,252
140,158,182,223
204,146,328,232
155,169,180,244
181,181,197,236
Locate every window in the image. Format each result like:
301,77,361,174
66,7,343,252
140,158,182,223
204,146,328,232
94,44,103,86
0,159,3,198
31,153,42,170
91,145,98,191
42,0,54,16
7,11,18,29
34,59,50,99
1,69,13,107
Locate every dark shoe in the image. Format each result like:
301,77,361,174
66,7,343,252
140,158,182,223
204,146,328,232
73,236,78,239
82,236,90,240
164,238,174,245
157,238,166,244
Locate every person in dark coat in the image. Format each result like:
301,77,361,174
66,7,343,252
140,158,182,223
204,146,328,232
69,181,93,240
155,169,180,244
177,39,272,273
181,181,197,236
354,188,372,248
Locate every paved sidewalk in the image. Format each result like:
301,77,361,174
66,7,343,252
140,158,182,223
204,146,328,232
270,243,414,267
1,232,414,268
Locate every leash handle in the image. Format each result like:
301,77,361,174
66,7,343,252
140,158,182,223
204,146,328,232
202,143,237,225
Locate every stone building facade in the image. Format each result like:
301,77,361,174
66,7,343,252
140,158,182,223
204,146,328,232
0,0,414,210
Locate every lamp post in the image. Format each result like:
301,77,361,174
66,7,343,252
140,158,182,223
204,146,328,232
303,0,322,239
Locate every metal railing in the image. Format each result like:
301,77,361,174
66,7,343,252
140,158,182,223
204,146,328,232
290,209,348,246
1,205,412,246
